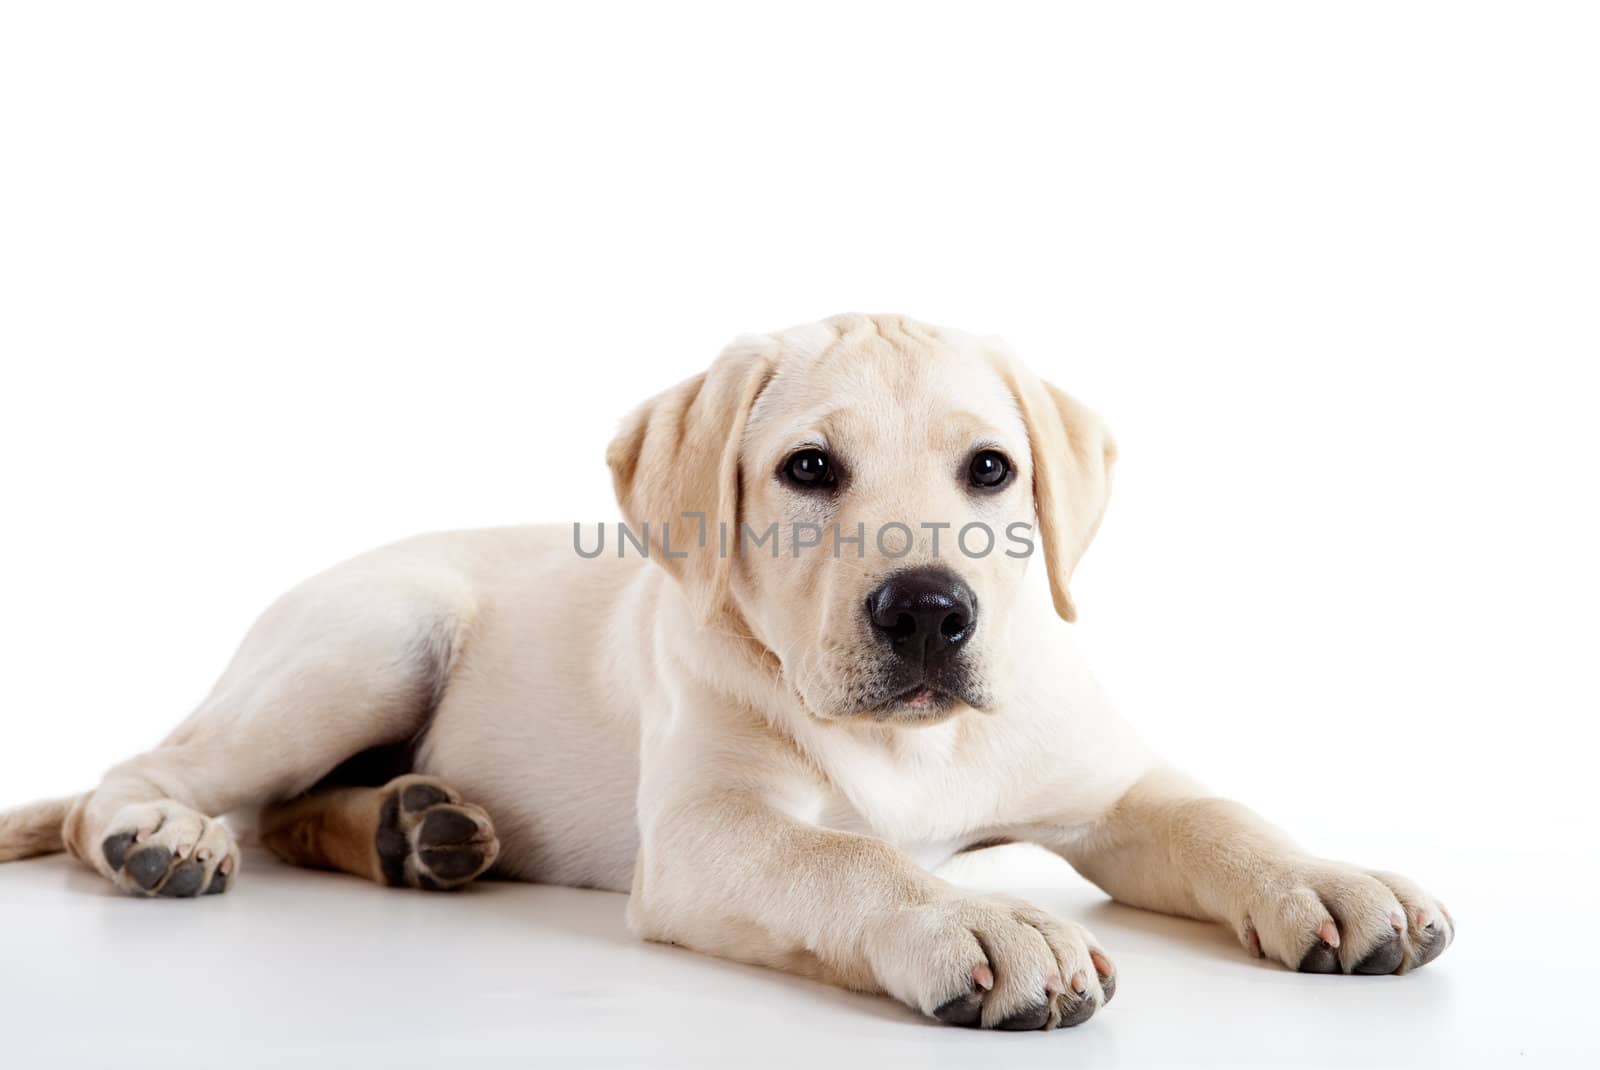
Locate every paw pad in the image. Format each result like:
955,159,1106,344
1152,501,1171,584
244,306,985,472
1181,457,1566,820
376,777,498,891
1297,938,1341,974
1412,923,1450,968
1354,932,1405,975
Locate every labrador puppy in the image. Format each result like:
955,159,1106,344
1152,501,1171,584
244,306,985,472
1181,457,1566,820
0,314,1452,1030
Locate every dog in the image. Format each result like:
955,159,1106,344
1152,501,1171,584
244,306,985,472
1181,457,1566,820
0,313,1452,1030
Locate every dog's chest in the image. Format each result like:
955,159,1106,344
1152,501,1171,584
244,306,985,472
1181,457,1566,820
806,721,1001,853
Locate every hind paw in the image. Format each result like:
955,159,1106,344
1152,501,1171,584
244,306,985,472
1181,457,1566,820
375,775,498,890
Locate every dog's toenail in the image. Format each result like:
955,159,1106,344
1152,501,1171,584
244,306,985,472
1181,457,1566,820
219,855,234,875
1089,950,1116,1002
1415,909,1432,929
1317,920,1340,948
971,963,994,990
1070,971,1087,994
1389,909,1405,931
1044,974,1063,997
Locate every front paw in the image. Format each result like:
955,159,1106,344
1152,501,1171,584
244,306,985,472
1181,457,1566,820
870,894,1116,1030
97,799,238,897
1237,863,1454,975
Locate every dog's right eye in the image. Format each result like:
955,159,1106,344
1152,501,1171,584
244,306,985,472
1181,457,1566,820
782,448,836,489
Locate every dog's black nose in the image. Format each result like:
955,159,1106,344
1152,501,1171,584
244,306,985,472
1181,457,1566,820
867,567,977,665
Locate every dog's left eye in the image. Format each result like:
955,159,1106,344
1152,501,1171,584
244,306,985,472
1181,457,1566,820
783,448,836,489
968,450,1011,489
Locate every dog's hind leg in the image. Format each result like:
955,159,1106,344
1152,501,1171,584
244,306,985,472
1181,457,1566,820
260,774,498,890
62,548,478,897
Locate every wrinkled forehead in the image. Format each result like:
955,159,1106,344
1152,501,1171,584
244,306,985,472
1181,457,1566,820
744,326,1025,459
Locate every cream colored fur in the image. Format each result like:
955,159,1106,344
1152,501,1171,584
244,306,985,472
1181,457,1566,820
0,314,1451,1030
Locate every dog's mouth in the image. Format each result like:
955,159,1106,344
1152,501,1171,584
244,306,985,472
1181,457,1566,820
790,647,989,724
873,685,957,721
861,670,987,723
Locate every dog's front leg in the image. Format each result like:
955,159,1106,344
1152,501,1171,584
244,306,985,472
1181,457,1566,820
629,785,1114,1030
1052,767,1454,974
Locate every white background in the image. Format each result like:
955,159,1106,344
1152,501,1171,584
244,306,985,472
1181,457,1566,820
1,3,1596,1067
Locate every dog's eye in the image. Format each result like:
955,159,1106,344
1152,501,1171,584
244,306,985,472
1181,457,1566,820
783,448,836,489
969,450,1011,489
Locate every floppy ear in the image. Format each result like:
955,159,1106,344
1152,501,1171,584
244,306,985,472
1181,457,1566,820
606,345,774,625
995,356,1117,623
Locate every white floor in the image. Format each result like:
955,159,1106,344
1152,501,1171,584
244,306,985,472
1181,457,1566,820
0,842,1585,1068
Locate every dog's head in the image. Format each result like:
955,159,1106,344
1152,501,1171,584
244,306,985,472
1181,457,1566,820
607,314,1115,724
